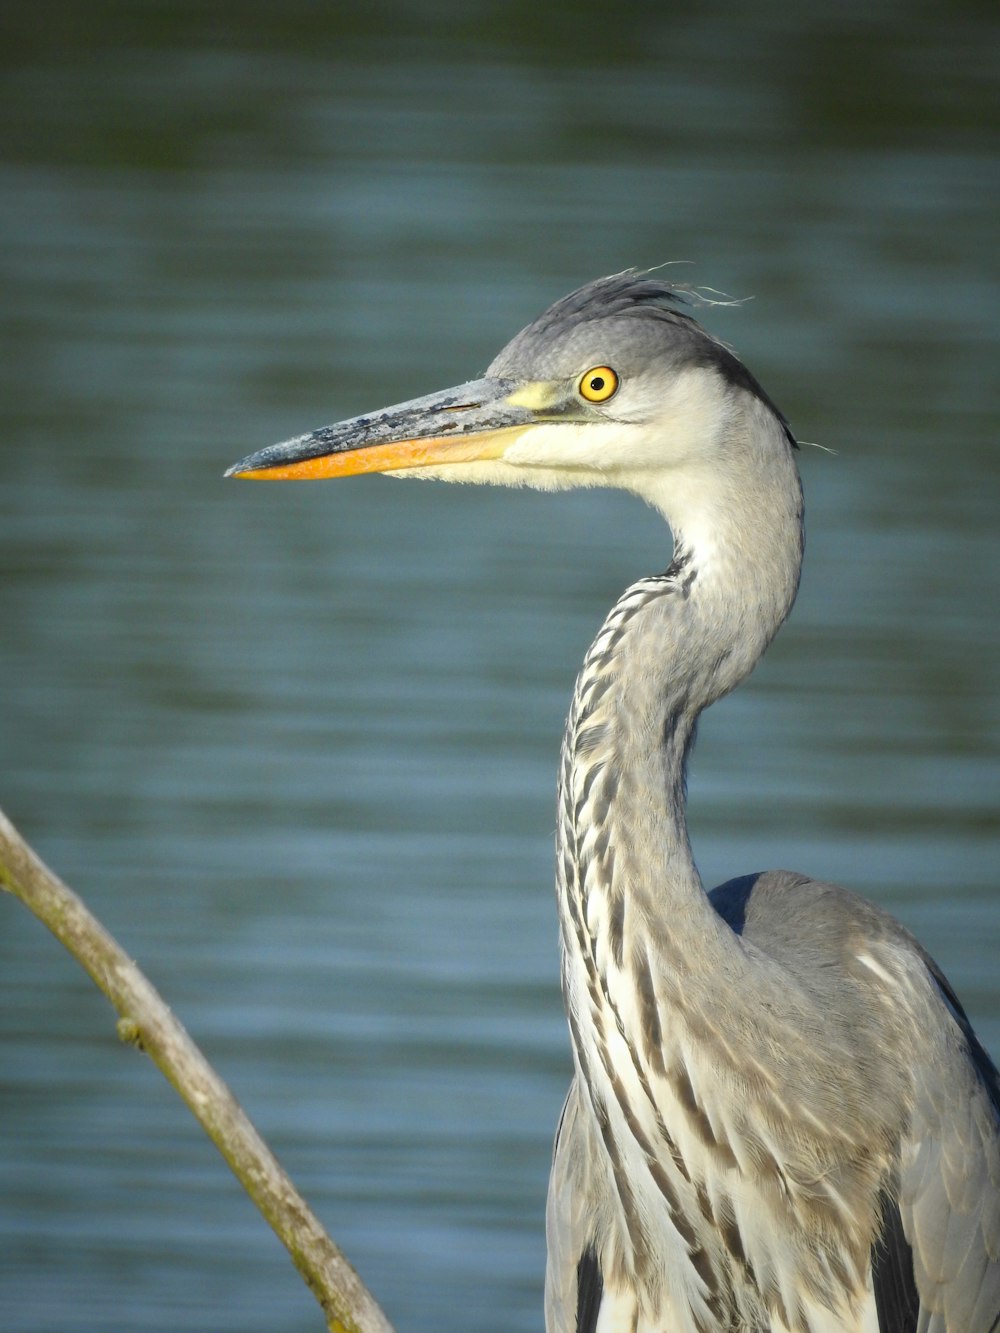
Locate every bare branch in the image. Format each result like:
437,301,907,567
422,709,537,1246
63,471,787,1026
0,806,395,1333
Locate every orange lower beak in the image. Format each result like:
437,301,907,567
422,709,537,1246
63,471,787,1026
230,430,516,480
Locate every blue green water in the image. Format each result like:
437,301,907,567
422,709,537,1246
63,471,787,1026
1,4,998,1329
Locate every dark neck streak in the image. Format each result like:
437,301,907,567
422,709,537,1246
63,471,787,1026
559,561,712,961
557,455,803,1009
554,553,735,1283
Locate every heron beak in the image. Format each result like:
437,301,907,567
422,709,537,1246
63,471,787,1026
225,378,548,480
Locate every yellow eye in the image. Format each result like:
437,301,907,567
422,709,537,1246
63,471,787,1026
578,365,619,403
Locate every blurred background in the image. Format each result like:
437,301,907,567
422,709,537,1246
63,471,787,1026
1,2,997,1330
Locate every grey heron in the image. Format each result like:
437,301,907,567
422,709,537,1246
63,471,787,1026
228,272,1000,1333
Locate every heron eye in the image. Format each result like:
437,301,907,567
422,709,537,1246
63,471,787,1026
578,366,619,403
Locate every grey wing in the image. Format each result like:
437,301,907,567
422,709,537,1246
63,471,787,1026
545,1080,606,1333
896,956,1000,1333
710,871,1000,1332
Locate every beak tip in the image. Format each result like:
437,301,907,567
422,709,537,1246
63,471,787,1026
225,454,265,479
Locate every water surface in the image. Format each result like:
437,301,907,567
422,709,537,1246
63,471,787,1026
1,5,998,1330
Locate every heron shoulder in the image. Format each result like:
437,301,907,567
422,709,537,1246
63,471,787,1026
711,868,932,982
710,869,1000,1120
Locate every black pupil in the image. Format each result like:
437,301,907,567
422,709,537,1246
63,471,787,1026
590,376,605,392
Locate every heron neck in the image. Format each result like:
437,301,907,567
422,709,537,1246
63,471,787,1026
558,419,803,964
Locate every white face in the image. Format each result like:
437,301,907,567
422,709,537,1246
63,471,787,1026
394,363,737,501
499,367,735,476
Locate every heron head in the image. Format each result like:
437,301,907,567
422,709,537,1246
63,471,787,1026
226,271,795,500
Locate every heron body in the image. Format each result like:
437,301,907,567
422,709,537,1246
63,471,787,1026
229,272,1000,1332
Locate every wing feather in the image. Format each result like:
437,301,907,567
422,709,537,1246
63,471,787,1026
895,956,1000,1331
872,1195,921,1332
547,1082,609,1333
